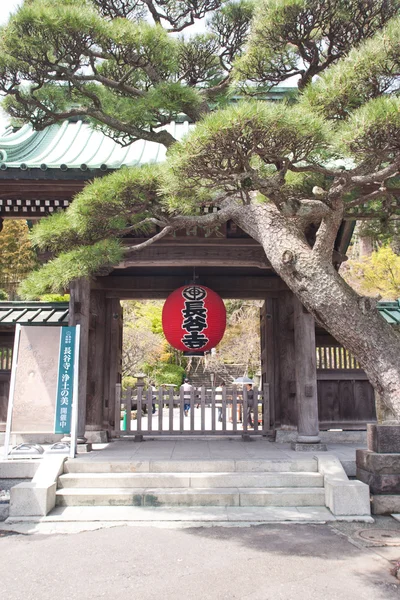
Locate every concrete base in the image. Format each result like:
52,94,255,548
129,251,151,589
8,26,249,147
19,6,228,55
316,455,371,517
357,468,400,494
276,430,367,444
356,449,400,474
9,456,66,517
0,461,39,479
367,423,400,453
84,431,108,444
356,449,400,512
77,443,92,454
291,443,327,452
371,494,400,515
9,433,64,445
0,502,9,521
325,479,371,517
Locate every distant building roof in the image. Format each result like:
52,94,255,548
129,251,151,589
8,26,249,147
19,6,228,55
0,298,399,328
0,302,69,326
377,299,400,325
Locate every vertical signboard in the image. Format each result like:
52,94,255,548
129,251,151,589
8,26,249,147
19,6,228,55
4,324,80,459
54,327,76,434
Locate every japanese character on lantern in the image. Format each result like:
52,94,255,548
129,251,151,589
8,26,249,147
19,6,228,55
162,285,226,353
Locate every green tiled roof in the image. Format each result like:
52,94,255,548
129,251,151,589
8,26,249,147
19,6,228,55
0,302,69,325
0,120,189,171
377,299,400,325
0,299,399,327
0,89,294,172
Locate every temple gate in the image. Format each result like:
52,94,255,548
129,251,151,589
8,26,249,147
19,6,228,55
1,117,397,444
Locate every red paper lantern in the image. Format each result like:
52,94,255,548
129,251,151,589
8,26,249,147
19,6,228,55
162,285,226,353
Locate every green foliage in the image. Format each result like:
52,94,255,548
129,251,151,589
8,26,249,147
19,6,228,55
234,0,400,92
0,290,8,300
39,294,70,302
30,165,162,254
149,363,185,387
355,220,400,252
0,0,240,136
4,0,400,299
303,16,400,118
0,220,38,293
122,376,137,391
344,246,400,300
18,239,123,299
163,101,330,205
337,97,400,161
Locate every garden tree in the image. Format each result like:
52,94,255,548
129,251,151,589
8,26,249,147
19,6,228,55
2,1,400,419
0,220,38,298
121,300,166,380
342,246,400,301
205,300,261,382
121,300,187,386
354,218,400,255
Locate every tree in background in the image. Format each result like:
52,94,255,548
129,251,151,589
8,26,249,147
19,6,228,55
121,300,187,387
122,300,165,380
205,300,261,382
343,246,400,301
2,1,400,419
0,220,38,298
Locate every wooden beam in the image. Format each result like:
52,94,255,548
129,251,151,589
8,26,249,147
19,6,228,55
0,180,87,199
118,244,271,269
92,275,288,299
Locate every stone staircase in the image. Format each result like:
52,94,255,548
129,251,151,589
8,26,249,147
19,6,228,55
55,458,326,508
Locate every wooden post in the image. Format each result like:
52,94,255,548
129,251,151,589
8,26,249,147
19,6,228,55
276,291,297,428
68,278,90,441
86,290,107,441
260,297,278,430
104,298,123,437
293,296,325,448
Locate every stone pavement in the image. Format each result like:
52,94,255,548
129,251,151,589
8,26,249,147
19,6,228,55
0,519,399,600
71,436,363,477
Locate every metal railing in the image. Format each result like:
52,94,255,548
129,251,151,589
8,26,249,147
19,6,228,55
115,385,270,438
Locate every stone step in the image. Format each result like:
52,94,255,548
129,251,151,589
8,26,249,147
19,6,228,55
64,458,318,474
5,505,340,525
58,471,323,489
55,487,325,507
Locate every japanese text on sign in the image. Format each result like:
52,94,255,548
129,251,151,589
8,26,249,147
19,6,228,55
181,286,209,350
54,327,76,434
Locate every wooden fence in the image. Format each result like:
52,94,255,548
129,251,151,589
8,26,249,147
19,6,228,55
115,385,270,438
0,346,12,371
316,345,361,370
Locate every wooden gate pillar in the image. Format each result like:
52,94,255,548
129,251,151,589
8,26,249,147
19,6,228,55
293,296,325,448
276,291,297,428
85,290,108,442
68,277,90,441
260,298,278,430
103,298,123,436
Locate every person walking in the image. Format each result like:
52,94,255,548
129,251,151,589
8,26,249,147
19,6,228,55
181,377,193,417
245,383,254,428
215,386,223,422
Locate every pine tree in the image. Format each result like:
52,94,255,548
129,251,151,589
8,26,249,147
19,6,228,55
1,1,400,418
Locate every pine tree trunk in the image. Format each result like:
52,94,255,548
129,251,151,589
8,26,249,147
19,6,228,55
233,203,400,421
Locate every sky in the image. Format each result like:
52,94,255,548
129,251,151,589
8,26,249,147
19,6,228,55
0,1,21,26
